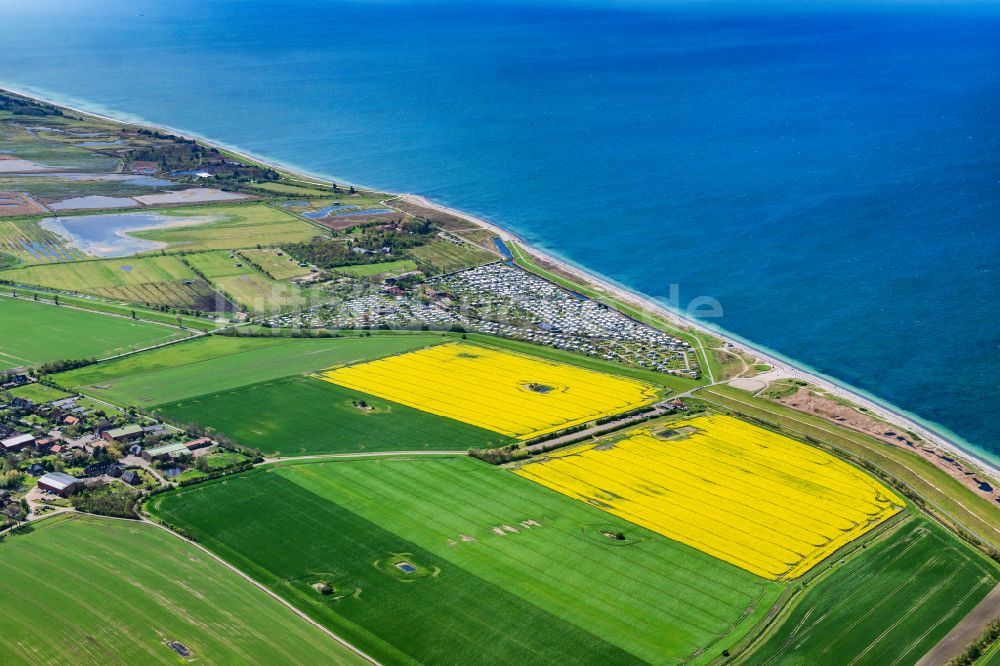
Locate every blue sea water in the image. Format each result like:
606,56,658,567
2,0,998,460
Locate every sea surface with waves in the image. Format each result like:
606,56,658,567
4,0,999,461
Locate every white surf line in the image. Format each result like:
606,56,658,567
8,85,992,482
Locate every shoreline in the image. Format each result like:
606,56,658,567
4,83,998,482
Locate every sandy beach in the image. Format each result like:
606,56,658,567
6,84,997,483
397,193,1000,483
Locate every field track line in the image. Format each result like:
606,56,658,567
914,581,1000,666
129,514,382,665
263,450,470,464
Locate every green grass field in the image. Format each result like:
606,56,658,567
741,513,998,665
0,514,364,665
409,240,495,273
149,456,779,665
213,272,317,313
1,284,216,331
0,255,227,310
183,250,318,312
0,295,185,369
333,259,417,277
182,250,250,278
52,334,444,407
155,375,509,455
130,203,320,251
1,254,195,290
240,248,312,280
6,383,73,403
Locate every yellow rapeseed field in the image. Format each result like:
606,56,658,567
319,342,659,439
515,414,904,580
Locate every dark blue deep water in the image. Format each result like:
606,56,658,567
3,0,999,460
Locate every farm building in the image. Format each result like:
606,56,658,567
121,470,141,486
183,437,213,451
102,424,144,443
143,442,190,462
37,472,82,497
1,433,35,452
131,160,158,175
26,463,45,477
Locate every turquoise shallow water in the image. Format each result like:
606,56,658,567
2,0,998,460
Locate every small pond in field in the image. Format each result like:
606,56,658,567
40,211,221,257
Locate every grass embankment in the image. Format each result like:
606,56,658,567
695,384,1000,551
0,295,188,369
148,456,779,666
0,514,366,664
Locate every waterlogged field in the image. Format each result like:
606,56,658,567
321,341,660,439
52,334,443,407
156,375,507,455
742,514,999,665
0,217,81,264
149,457,780,665
129,203,319,251
0,514,364,665
0,295,184,368
516,415,904,580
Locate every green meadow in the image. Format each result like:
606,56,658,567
0,255,197,291
333,258,417,277
6,383,73,403
149,456,779,666
0,514,365,665
155,375,508,455
741,513,998,665
52,334,442,407
183,250,319,312
0,295,185,369
408,241,495,273
131,203,319,251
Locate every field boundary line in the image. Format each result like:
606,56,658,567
263,450,470,464
131,513,381,665
0,289,200,333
